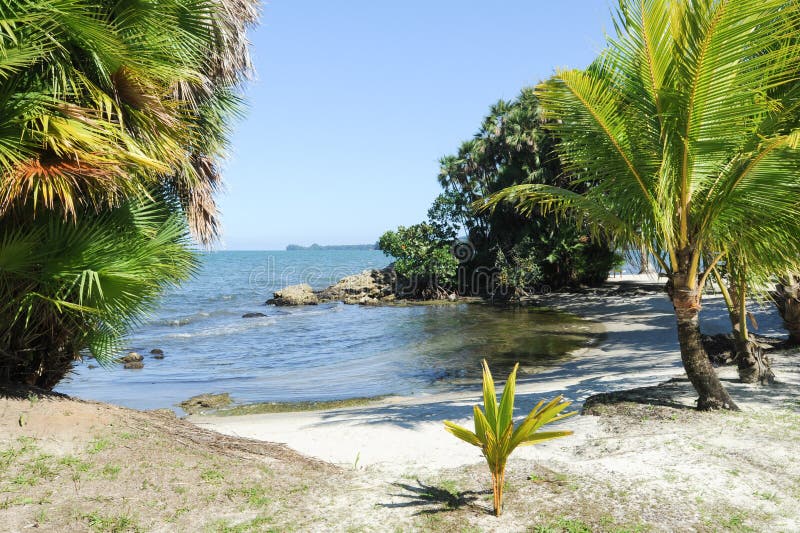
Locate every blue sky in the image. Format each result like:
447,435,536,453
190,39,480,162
219,0,614,250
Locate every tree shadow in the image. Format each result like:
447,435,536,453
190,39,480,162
379,479,491,515
582,378,697,412
0,381,68,400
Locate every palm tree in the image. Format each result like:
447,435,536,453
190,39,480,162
0,199,196,387
0,0,257,243
710,257,775,384
485,0,800,410
0,0,257,386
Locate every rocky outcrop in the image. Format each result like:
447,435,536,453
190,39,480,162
119,352,143,364
265,266,399,306
265,284,319,306
317,265,398,305
242,312,267,318
179,393,232,414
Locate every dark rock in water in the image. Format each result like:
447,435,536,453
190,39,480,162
265,284,319,306
152,353,165,360
119,352,144,364
87,364,98,369
179,392,233,414
150,348,164,355
242,312,267,318
123,361,144,369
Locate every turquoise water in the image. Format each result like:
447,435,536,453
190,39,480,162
56,250,595,411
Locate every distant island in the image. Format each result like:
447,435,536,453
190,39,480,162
286,243,379,251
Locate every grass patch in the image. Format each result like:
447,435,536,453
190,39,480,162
206,515,275,532
101,464,122,480
200,469,225,483
87,438,112,455
551,517,592,533
235,486,271,508
84,511,141,533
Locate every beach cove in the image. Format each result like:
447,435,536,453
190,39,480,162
3,274,799,531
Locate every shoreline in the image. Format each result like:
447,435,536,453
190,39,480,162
190,273,800,474
4,272,800,530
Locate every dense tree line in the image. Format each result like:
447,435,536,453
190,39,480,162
379,89,621,299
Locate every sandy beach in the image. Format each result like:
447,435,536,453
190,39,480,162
181,274,800,531
3,275,800,531
191,274,799,474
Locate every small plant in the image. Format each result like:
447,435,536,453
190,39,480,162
444,359,575,516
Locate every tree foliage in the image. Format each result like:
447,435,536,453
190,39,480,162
436,88,617,293
0,0,257,386
486,0,800,409
377,223,459,298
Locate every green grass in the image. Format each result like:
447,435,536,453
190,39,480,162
205,515,276,532
200,469,225,483
240,486,272,508
87,438,112,455
84,511,141,533
101,464,122,480
59,455,91,472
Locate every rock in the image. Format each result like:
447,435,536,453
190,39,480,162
317,265,397,304
119,352,143,364
448,293,457,301
123,361,144,369
153,353,165,360
242,312,267,318
150,348,164,355
148,408,178,418
179,393,233,414
87,364,98,369
265,284,318,306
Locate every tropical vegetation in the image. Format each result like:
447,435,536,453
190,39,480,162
380,89,621,300
486,0,800,409
377,223,459,298
444,360,574,516
0,0,257,387
436,89,620,295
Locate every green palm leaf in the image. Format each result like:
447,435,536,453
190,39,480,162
444,360,574,515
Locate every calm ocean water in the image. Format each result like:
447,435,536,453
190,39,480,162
56,250,596,412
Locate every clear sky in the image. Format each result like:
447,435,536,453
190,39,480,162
218,0,615,250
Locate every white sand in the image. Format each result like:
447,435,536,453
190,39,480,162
191,273,800,476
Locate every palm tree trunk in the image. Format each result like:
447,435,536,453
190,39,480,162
638,242,652,274
730,276,774,385
671,273,739,411
733,338,773,384
491,468,505,516
773,276,800,345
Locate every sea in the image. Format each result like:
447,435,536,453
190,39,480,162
56,250,596,412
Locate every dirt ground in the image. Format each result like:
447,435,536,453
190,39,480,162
2,379,799,533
